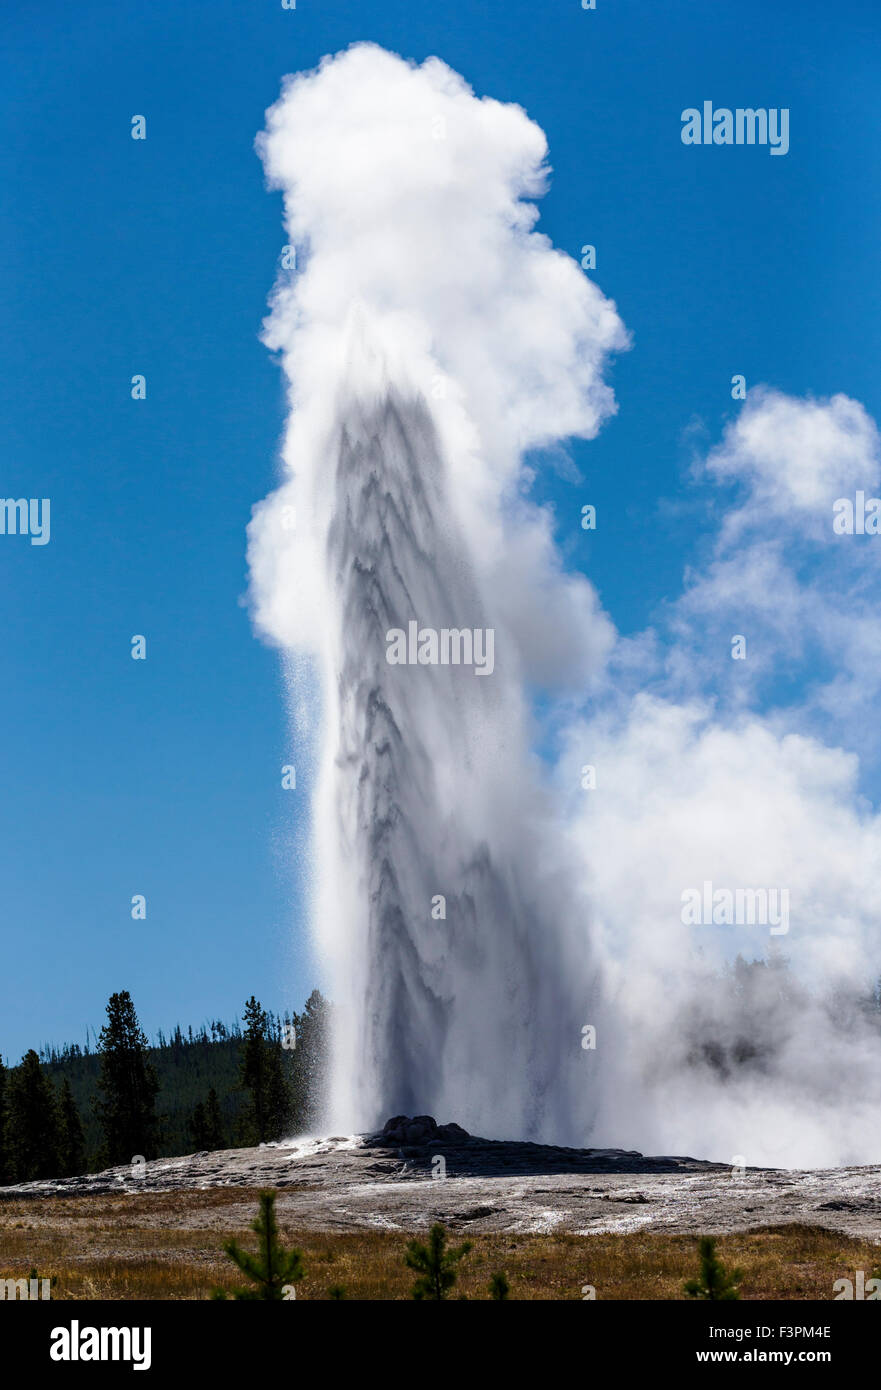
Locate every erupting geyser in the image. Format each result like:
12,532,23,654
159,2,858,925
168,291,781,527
247,43,626,1141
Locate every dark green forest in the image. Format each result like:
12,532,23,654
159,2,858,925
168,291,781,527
0,988,330,1185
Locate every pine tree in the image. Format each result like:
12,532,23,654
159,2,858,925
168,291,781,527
0,1056,8,1185
95,992,159,1165
264,1049,289,1141
290,989,329,1130
205,1087,226,1149
7,1050,60,1181
240,997,288,1143
240,997,269,1142
404,1223,473,1301
214,1191,305,1300
684,1236,743,1300
489,1271,510,1300
187,1101,210,1150
57,1077,86,1176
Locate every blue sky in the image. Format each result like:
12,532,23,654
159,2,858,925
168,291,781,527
1,0,879,1062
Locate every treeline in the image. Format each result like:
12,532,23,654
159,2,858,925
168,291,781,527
0,988,329,1185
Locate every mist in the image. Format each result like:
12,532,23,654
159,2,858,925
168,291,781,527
248,43,881,1167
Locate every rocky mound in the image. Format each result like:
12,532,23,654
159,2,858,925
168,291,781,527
368,1114,471,1147
362,1115,716,1176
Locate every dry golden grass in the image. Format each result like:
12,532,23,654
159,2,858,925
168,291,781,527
0,1188,876,1300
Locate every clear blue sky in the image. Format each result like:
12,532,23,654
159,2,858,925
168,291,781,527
1,0,878,1061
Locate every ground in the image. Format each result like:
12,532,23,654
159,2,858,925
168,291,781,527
3,1127,880,1299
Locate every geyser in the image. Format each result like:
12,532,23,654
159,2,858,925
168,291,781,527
247,43,881,1169
247,43,625,1140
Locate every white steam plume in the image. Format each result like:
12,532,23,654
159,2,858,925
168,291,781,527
249,44,881,1167
568,387,881,1168
248,43,625,1140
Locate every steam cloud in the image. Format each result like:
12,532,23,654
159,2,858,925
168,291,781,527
249,43,881,1165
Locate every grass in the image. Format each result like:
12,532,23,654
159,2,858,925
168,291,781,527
0,1188,876,1300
